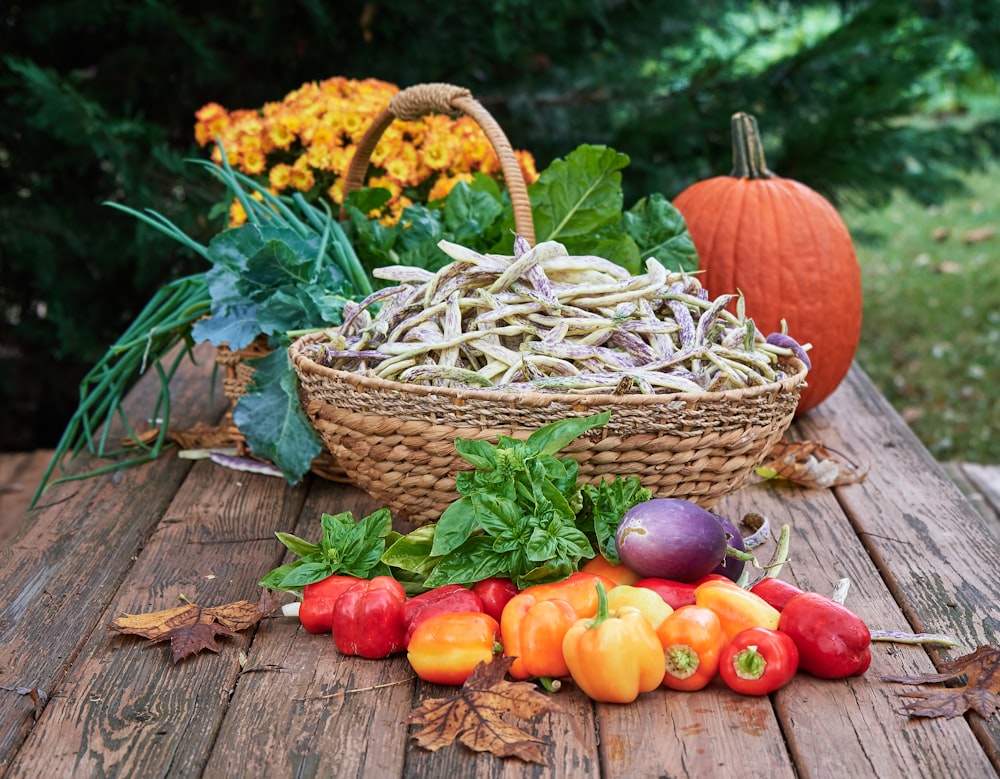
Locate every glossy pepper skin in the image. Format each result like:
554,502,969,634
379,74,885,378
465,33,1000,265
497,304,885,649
562,583,665,703
501,595,577,680
656,605,727,691
719,627,799,695
401,584,484,647
471,577,520,624
298,574,364,634
634,578,698,609
332,576,407,659
606,584,674,630
749,578,804,612
694,578,781,640
778,592,872,678
580,556,641,585
516,571,618,618
407,612,501,686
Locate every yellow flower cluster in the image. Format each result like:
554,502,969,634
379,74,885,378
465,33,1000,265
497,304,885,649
194,77,538,226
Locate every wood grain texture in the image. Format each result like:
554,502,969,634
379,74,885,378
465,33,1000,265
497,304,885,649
0,343,228,770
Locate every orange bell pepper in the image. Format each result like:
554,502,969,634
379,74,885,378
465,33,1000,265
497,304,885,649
499,571,617,680
407,612,501,686
606,584,674,630
694,579,780,641
562,583,665,703
656,604,727,691
501,595,577,680
581,556,641,585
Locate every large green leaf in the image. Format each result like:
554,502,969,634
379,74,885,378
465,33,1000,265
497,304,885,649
620,192,699,273
530,144,630,243
232,347,322,484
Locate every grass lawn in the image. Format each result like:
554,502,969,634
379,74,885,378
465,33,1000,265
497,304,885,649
843,162,1000,464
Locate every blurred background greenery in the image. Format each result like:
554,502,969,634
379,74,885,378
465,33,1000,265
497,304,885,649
2,0,998,461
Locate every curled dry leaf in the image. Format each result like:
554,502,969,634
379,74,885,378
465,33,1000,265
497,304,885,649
406,656,562,765
108,590,277,663
755,439,866,489
1,685,48,720
883,644,1000,720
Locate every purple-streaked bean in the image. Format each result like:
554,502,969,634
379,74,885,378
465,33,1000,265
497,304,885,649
694,293,734,345
765,332,812,369
398,364,494,387
372,266,436,284
488,240,566,294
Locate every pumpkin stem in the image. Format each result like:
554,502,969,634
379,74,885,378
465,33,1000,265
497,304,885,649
730,112,774,180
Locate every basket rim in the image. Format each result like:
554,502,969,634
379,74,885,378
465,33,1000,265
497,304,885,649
289,331,809,409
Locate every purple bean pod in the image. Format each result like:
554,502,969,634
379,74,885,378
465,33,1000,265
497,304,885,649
765,332,812,370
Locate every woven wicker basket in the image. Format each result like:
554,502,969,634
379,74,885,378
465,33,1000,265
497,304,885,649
290,332,809,525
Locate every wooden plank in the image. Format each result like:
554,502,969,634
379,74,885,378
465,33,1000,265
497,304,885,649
796,365,1000,771
960,463,1000,527
4,458,311,778
0,344,228,770
941,462,1000,527
0,450,53,543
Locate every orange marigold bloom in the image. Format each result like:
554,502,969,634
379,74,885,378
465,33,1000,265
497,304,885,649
269,163,293,191
228,199,248,227
289,165,315,192
242,149,267,175
267,120,295,150
428,173,475,202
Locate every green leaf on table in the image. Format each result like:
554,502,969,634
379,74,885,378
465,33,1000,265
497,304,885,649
191,302,261,350
232,347,322,484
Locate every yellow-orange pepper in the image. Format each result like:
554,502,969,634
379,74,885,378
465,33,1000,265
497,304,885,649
500,571,618,680
407,611,501,686
656,604,727,691
580,555,641,585
694,579,780,640
606,584,674,629
562,583,665,703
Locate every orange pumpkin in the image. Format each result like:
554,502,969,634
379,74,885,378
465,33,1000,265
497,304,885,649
672,112,862,414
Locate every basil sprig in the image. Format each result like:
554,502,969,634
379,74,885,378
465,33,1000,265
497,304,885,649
382,412,651,590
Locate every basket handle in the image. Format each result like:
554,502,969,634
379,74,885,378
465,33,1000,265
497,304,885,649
341,82,535,245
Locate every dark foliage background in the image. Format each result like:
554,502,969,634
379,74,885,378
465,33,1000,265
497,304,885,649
2,0,998,449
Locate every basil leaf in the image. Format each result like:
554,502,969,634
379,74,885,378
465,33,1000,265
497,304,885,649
525,412,610,457
453,438,499,470
430,496,481,556
423,536,509,588
380,526,438,577
276,560,335,589
274,532,320,558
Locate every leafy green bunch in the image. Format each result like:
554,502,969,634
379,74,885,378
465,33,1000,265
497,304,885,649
382,413,651,590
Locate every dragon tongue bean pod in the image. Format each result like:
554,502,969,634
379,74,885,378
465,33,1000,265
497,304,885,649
305,237,808,393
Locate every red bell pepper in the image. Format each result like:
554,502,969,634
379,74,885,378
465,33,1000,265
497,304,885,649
407,612,501,686
655,604,727,691
749,578,803,612
719,627,799,695
297,574,364,634
471,577,520,624
778,592,872,678
401,584,484,647
634,577,698,609
332,576,407,659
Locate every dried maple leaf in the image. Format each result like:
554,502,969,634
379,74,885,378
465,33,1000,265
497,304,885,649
108,590,276,663
883,645,1000,720
406,656,561,765
756,440,866,488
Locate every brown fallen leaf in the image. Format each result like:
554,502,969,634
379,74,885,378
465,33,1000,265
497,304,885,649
755,440,867,488
883,644,1000,720
1,685,48,720
406,656,562,765
108,590,277,663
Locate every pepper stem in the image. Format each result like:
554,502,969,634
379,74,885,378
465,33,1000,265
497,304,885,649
734,645,768,680
730,112,775,180
589,582,611,628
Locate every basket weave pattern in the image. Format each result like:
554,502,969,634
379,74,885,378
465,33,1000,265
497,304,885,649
290,333,807,525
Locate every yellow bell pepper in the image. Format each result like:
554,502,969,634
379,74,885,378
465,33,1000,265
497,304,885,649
694,579,780,640
606,584,674,629
562,583,665,703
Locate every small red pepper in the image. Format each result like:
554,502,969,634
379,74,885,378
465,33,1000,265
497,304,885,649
719,627,799,695
332,576,407,659
749,578,804,612
297,574,364,634
778,592,872,679
401,584,484,647
634,577,698,609
407,612,501,686
471,577,520,624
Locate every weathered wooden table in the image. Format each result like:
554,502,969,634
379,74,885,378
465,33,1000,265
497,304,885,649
2,345,999,778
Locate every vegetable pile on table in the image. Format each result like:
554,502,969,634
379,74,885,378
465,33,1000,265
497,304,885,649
261,414,874,704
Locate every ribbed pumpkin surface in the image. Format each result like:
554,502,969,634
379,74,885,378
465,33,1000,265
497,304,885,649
672,114,862,414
